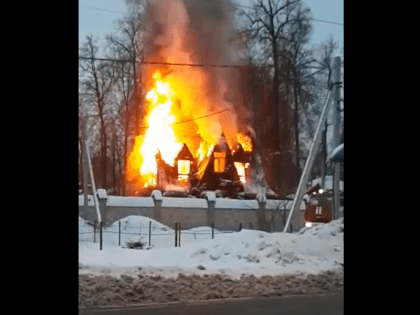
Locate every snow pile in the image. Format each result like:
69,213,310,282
79,215,343,279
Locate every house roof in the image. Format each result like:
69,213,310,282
175,143,194,161
198,134,241,189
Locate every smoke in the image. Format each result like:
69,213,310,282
141,0,250,149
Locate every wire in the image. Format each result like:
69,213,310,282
79,2,343,26
79,4,120,14
310,18,343,26
78,56,256,68
173,108,233,125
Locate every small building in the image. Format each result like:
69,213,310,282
155,134,247,196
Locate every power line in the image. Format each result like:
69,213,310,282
79,3,342,26
135,108,233,129
310,18,343,26
79,4,120,14
173,108,232,125
78,56,259,68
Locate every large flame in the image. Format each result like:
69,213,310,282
127,70,253,188
126,0,250,190
127,70,217,187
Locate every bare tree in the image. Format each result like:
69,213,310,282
240,0,305,196
106,1,147,194
106,0,147,135
79,34,116,189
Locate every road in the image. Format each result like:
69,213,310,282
79,289,343,315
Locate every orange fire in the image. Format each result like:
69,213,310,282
127,70,216,187
126,0,250,189
127,69,253,188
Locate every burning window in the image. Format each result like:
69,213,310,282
214,152,226,173
234,162,250,183
177,160,191,181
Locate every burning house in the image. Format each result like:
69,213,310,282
153,132,252,197
125,0,259,197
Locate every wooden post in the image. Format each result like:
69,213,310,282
211,222,214,239
239,223,242,231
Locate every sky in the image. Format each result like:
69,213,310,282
79,0,343,55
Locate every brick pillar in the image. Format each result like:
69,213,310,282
257,191,268,232
96,189,108,225
151,190,163,222
205,191,216,227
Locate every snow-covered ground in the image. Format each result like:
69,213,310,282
79,215,343,279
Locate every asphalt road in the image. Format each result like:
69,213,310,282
79,289,343,315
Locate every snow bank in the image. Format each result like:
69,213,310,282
79,215,343,279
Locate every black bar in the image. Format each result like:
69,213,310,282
211,222,214,239
178,222,181,247
99,221,103,251
239,223,242,231
149,221,151,246
175,222,178,247
249,223,252,230
94,220,96,243
118,220,121,246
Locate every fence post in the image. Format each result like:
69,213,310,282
212,222,214,239
99,221,103,251
94,220,96,243
239,223,242,231
175,222,178,247
178,222,181,247
249,223,252,230
149,221,151,246
118,220,121,246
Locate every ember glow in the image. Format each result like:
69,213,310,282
236,133,253,152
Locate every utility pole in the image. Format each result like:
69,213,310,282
82,116,89,213
283,87,334,233
332,57,342,219
81,115,103,249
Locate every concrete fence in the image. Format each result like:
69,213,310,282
78,190,306,232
